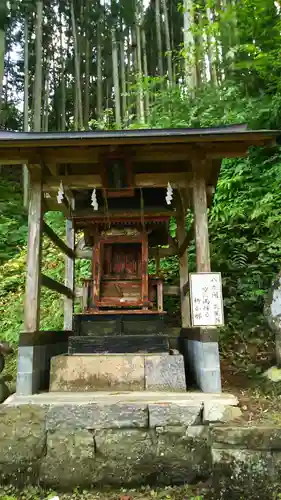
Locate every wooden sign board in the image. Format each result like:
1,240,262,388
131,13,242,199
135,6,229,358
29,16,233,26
189,272,224,327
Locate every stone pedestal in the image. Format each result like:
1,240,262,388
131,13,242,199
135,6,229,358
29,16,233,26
49,353,186,392
181,328,221,393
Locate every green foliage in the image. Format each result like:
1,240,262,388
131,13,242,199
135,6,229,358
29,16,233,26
0,176,27,263
210,150,281,333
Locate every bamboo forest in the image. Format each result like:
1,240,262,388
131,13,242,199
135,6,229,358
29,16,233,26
1,0,281,405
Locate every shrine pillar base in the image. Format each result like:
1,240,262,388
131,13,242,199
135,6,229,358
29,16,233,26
17,332,70,396
181,328,221,393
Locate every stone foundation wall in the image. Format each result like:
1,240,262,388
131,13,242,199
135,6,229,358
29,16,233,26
1,402,281,494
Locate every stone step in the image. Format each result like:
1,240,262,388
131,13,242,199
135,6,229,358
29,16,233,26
5,390,238,406
68,335,170,355
50,353,186,392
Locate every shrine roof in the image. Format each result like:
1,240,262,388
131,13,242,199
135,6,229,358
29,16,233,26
0,124,279,148
1,124,279,214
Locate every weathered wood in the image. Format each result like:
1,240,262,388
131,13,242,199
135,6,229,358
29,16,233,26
43,191,70,217
193,167,211,272
178,222,194,257
43,221,75,259
43,172,191,191
64,218,75,330
142,233,149,309
176,197,191,328
75,249,92,260
24,178,43,332
157,280,164,312
164,285,180,296
44,175,102,191
75,283,180,298
92,241,101,307
76,246,177,260
41,274,74,299
135,172,191,188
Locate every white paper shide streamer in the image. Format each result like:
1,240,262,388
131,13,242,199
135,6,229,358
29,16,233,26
57,181,64,204
165,182,173,205
91,188,98,211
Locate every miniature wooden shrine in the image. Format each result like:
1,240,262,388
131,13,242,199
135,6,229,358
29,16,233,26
81,229,164,313
0,125,279,396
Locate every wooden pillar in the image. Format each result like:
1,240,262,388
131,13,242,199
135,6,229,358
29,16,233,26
155,248,160,275
142,233,149,309
24,178,43,332
176,195,191,328
64,218,75,330
192,170,211,272
191,165,221,393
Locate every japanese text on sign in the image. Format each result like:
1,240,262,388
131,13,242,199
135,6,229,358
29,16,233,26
189,273,224,327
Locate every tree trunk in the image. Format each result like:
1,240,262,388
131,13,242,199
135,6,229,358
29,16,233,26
206,3,217,86
111,26,121,127
141,25,149,115
183,0,196,89
60,9,66,131
24,17,29,127
43,64,49,132
0,0,6,121
84,34,90,127
70,0,83,129
136,20,145,124
131,23,140,119
194,7,203,87
84,0,90,128
33,0,43,132
155,0,164,77
162,0,173,84
218,0,230,79
120,34,127,120
23,14,29,208
97,3,103,118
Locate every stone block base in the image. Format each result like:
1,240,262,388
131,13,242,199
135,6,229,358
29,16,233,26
49,354,186,392
1,395,279,496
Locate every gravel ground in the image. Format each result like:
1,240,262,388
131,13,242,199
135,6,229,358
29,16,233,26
0,485,207,500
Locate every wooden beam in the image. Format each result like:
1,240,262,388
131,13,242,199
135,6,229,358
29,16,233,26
75,284,180,299
150,246,177,258
43,172,191,191
178,223,194,257
176,197,191,328
75,246,177,260
192,163,211,272
43,173,218,194
135,172,192,188
43,175,102,191
0,149,39,165
43,221,75,259
163,285,180,296
43,147,102,164
24,177,43,332
41,274,74,299
75,249,92,259
64,217,75,330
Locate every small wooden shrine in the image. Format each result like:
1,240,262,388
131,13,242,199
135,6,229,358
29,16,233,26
0,125,279,396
